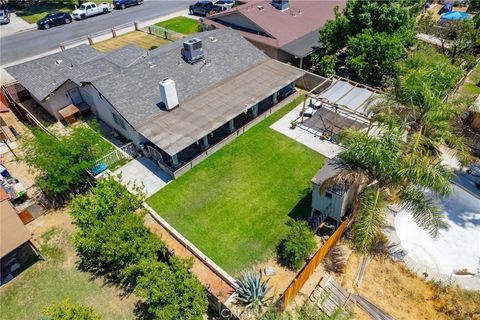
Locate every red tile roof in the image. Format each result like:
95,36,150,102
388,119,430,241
205,0,346,49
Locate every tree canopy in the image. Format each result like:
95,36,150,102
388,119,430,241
70,178,208,320
314,0,418,82
22,122,112,193
332,129,452,252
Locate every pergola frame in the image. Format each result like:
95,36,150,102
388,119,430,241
300,76,384,134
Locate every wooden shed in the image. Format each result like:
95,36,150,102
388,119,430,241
310,159,361,227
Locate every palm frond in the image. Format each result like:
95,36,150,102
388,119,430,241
398,154,453,196
352,187,386,253
399,186,448,237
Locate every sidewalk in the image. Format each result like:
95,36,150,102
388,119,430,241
0,13,36,38
2,9,190,68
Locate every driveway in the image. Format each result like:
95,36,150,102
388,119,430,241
0,13,35,38
113,156,171,197
0,0,193,65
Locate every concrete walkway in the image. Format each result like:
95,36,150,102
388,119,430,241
0,13,36,38
270,102,343,159
113,156,171,197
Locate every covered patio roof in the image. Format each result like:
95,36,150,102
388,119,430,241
139,59,304,156
312,77,383,118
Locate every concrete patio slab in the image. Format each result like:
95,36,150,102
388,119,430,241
270,102,344,159
113,156,171,197
385,185,480,290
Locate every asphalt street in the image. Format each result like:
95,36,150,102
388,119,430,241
0,0,193,66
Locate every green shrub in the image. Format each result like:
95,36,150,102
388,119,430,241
277,221,317,270
40,299,102,320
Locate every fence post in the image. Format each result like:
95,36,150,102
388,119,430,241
111,27,117,38
60,43,65,51
134,20,139,31
148,26,152,34
87,35,93,46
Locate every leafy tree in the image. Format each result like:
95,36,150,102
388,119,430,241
373,46,471,162
70,177,208,319
134,257,208,320
416,13,436,34
327,129,452,252
311,54,337,77
277,220,317,270
474,13,480,29
22,122,112,193
346,30,404,82
436,20,480,63
316,0,417,82
40,300,102,320
470,0,480,12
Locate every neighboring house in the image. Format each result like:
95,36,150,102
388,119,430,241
0,200,33,285
6,28,304,177
202,0,346,68
310,159,361,229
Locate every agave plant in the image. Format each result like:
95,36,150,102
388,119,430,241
235,270,272,313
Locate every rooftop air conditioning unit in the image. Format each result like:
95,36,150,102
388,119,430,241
159,78,179,111
182,38,204,63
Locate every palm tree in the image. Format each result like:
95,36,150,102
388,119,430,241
325,128,452,252
370,75,473,164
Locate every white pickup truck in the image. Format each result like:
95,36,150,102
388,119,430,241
72,2,112,20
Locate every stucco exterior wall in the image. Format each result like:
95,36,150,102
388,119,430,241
80,84,145,145
39,80,80,121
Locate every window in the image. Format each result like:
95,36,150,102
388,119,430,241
112,112,126,130
325,192,333,199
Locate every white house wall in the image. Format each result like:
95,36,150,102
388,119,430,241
39,80,80,121
80,84,145,145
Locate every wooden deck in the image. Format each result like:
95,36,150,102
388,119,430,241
310,275,355,317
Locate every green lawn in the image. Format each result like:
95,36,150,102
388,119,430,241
457,63,480,98
155,16,202,35
0,227,136,320
147,96,326,275
15,0,76,24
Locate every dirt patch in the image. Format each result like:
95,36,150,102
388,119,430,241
339,252,448,320
144,214,235,303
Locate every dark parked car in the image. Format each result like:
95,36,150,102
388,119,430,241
37,12,72,29
189,1,224,16
113,0,143,10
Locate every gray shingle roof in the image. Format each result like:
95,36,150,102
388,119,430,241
5,44,146,101
91,28,269,128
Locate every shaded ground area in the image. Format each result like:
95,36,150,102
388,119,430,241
155,16,201,35
147,98,326,275
92,30,171,52
0,210,137,320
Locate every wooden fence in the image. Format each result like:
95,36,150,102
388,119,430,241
280,218,350,310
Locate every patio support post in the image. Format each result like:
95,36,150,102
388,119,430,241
272,92,278,105
300,56,304,69
172,154,179,167
201,135,210,149
228,119,235,132
252,104,259,117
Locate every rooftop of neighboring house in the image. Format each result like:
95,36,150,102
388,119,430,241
6,28,304,155
204,0,346,57
0,200,31,259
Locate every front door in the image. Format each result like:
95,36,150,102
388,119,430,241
68,87,83,105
